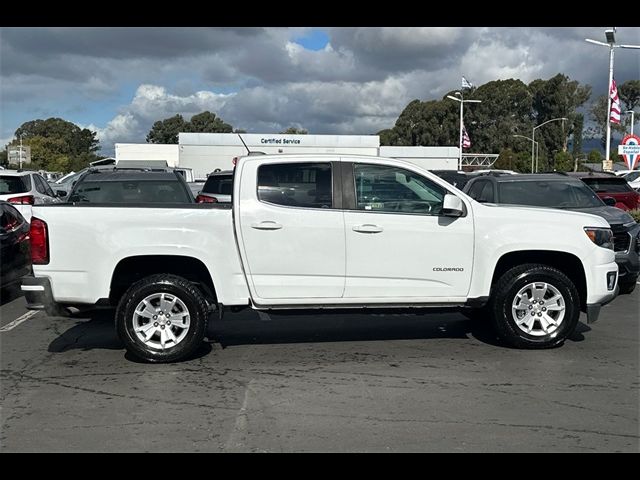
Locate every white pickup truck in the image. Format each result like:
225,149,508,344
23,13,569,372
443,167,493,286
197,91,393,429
22,154,620,362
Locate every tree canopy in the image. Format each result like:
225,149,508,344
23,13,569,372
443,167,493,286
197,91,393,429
146,111,233,144
381,73,593,172
10,117,101,172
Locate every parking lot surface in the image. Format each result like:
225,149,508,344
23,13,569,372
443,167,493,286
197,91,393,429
1,287,638,452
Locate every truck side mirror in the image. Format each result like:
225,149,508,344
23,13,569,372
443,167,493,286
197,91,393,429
56,190,67,198
442,194,465,217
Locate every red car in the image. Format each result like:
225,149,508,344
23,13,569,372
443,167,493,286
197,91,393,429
568,173,640,211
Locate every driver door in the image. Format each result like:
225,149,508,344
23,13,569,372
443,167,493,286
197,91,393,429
343,162,474,299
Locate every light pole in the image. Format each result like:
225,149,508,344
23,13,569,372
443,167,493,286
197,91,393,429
626,110,635,135
18,135,23,170
446,91,481,171
513,134,539,170
531,117,568,173
585,28,640,171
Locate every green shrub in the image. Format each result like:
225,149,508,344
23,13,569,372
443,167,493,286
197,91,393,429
628,209,640,223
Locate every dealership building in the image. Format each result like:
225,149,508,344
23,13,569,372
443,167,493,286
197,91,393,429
116,133,466,180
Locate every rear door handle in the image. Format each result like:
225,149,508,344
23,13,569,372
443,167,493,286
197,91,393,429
352,224,383,234
251,221,283,230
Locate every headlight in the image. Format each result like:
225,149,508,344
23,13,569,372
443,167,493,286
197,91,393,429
584,227,614,250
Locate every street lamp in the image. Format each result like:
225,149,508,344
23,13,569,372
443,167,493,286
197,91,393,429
513,134,539,170
585,28,640,171
446,91,481,171
531,118,568,173
626,110,635,135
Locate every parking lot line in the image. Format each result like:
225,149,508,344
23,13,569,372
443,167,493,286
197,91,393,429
0,310,39,332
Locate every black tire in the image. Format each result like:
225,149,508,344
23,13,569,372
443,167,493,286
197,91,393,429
116,274,209,363
489,264,580,349
618,281,636,295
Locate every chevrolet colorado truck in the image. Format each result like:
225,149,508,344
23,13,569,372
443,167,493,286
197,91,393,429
22,155,620,362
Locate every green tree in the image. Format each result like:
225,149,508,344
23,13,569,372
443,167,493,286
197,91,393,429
188,111,233,134
529,74,591,158
588,149,603,163
618,80,640,111
280,127,308,134
588,95,625,148
146,114,188,144
553,151,574,172
12,117,100,172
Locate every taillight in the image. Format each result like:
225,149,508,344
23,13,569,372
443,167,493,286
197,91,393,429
8,195,35,205
196,194,217,203
30,217,49,265
232,157,238,166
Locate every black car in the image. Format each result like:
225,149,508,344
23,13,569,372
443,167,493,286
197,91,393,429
430,170,469,190
0,201,31,290
463,173,640,294
67,168,194,204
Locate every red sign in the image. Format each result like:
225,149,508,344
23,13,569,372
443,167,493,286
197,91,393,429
618,134,640,170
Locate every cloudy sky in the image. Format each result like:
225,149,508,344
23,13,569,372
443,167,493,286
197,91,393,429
1,27,638,154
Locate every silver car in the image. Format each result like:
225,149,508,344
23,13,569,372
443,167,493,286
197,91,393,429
195,170,233,203
0,170,59,222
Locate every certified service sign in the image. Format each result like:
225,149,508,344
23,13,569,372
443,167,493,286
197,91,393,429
618,134,640,170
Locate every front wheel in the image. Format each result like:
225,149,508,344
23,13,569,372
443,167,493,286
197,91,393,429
489,264,580,349
116,274,209,363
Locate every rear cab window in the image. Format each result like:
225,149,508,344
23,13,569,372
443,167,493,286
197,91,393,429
203,174,234,196
0,175,30,194
69,179,193,203
581,178,633,193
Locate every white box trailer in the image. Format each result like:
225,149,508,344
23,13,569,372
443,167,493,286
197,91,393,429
115,144,180,168
179,133,380,179
379,146,459,171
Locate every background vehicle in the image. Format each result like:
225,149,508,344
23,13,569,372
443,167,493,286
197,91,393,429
0,170,59,222
195,170,233,203
23,154,619,363
67,169,194,204
430,170,469,189
463,173,640,294
567,172,640,211
0,201,30,290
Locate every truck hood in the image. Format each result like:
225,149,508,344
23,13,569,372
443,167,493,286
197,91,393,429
567,206,635,228
480,203,610,227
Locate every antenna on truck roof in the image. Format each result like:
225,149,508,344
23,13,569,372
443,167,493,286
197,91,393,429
236,133,266,157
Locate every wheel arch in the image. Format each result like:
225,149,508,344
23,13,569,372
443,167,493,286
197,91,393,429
109,255,217,306
491,250,587,311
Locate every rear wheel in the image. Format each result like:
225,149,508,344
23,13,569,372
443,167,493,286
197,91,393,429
116,274,209,363
490,264,580,349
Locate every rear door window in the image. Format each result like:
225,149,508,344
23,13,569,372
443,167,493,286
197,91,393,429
257,163,333,209
582,178,633,193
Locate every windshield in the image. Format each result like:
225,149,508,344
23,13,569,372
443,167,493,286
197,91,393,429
498,180,603,208
623,171,640,182
202,174,233,195
68,180,192,203
580,178,633,193
0,175,30,195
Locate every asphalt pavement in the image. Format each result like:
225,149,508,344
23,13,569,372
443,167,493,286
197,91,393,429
1,286,638,452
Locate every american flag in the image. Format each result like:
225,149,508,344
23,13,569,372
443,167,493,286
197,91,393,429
462,125,471,148
462,76,473,89
610,78,621,124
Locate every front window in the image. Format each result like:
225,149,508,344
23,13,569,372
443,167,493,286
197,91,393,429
258,163,332,209
353,164,446,215
498,181,603,208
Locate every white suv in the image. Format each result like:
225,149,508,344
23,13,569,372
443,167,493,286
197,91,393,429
0,170,59,222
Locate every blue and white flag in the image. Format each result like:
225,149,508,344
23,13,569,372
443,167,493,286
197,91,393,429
462,76,474,89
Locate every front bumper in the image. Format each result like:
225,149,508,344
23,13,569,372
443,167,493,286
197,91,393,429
21,276,64,316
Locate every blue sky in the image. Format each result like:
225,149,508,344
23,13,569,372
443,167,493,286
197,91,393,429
1,27,638,155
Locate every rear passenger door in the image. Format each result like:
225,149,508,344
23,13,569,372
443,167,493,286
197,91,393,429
236,159,345,302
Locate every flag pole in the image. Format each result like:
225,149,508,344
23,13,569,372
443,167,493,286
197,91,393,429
459,92,464,171
605,44,615,171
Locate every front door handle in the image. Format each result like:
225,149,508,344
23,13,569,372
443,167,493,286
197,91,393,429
352,224,383,234
251,221,283,230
